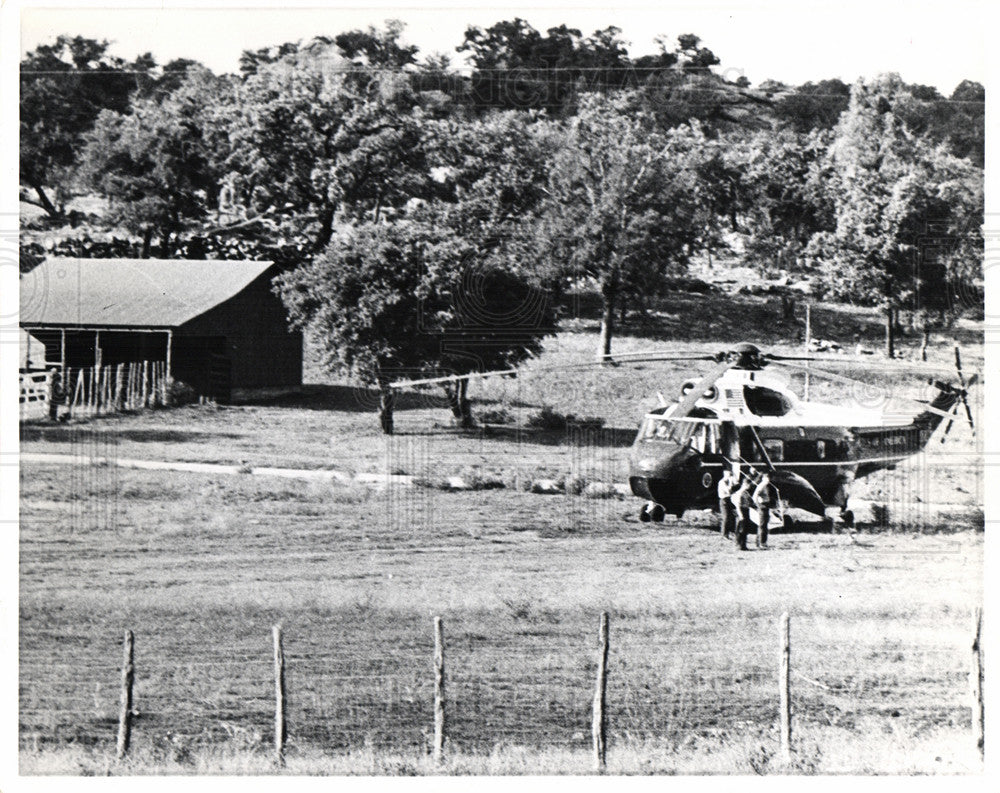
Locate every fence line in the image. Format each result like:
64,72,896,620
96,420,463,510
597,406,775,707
23,609,982,770
19,360,169,421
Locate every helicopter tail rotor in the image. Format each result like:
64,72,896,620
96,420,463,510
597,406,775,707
940,365,977,442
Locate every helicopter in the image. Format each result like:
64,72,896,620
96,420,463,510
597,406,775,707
391,341,977,530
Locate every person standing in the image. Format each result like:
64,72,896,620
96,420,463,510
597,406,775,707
717,468,736,538
47,368,63,422
753,471,778,548
731,472,754,551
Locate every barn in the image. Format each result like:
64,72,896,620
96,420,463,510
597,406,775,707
20,258,302,402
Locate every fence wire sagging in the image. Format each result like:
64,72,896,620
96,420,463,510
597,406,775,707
19,610,980,764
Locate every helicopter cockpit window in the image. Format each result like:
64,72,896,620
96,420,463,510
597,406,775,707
743,386,793,417
641,418,703,444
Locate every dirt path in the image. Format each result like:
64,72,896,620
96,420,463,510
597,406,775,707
19,451,415,485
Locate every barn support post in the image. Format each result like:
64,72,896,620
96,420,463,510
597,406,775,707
94,331,103,413
165,331,173,406
115,364,125,411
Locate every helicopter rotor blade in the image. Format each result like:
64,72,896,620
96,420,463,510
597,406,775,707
770,360,960,422
389,352,717,389
940,402,960,442
766,352,971,376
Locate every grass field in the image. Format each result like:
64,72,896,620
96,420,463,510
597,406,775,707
18,291,985,775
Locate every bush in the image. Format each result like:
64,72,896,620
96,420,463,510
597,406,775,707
165,378,197,405
527,406,605,432
477,407,514,424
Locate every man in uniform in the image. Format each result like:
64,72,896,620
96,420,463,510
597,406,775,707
717,468,736,538
731,471,755,551
753,471,778,548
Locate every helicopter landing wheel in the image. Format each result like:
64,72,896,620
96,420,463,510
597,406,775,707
841,509,855,529
639,502,652,522
783,515,795,532
649,503,666,523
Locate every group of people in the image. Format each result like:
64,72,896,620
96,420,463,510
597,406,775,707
716,467,778,551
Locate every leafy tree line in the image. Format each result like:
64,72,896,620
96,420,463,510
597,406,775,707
20,23,984,430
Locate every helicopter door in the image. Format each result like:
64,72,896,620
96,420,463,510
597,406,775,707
720,421,739,463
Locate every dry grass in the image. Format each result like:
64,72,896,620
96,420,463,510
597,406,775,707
20,460,983,774
18,293,984,775
19,721,981,775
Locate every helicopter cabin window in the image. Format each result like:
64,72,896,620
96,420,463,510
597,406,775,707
762,438,785,462
743,386,792,417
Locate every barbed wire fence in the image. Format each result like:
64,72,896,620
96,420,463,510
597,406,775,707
19,609,984,770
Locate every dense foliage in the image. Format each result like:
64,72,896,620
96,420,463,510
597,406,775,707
20,22,984,424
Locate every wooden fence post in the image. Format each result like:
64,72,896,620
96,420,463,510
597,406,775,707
592,611,609,773
433,616,446,764
779,612,792,764
971,607,984,761
273,625,286,767
115,364,125,411
116,630,135,760
72,369,84,413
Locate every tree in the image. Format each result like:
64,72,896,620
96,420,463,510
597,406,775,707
771,79,850,131
945,80,985,166
225,43,433,253
77,68,226,256
457,18,633,112
733,128,834,273
20,36,157,217
276,215,555,432
806,75,983,356
334,19,419,68
541,93,702,359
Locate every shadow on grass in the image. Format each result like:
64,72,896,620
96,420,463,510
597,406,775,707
243,384,549,414
566,290,984,353
392,423,638,448
20,425,244,444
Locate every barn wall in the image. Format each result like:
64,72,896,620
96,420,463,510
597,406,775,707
178,271,302,390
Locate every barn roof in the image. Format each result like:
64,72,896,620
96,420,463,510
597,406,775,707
20,258,276,328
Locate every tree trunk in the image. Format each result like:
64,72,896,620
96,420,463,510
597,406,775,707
444,380,475,428
29,182,60,218
141,227,153,259
314,206,335,253
598,275,617,362
919,328,930,362
378,383,395,435
159,230,172,259
884,307,895,359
